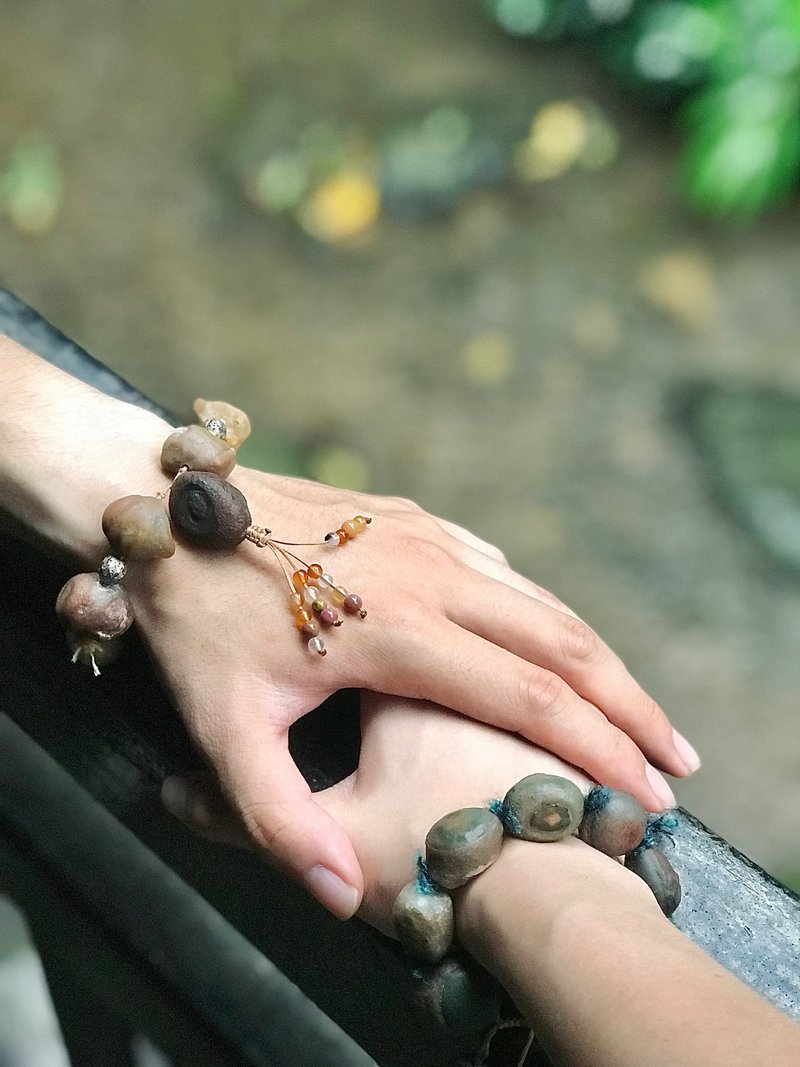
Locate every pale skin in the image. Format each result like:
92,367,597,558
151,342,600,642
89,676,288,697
163,694,800,1067
0,332,699,917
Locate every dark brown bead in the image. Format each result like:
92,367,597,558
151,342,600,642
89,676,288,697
579,788,647,856
625,846,682,917
169,471,251,549
56,573,134,639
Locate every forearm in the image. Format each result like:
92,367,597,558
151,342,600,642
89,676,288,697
457,839,800,1067
0,333,170,564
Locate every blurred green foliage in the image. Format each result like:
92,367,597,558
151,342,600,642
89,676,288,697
483,0,800,215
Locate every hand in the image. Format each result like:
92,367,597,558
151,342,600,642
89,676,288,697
133,463,693,918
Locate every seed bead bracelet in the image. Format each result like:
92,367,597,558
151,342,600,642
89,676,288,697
55,399,370,674
391,773,681,966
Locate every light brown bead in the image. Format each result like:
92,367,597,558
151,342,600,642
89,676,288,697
192,399,251,448
579,788,647,856
102,496,175,560
425,808,504,890
342,519,359,539
503,774,584,842
391,881,454,964
56,573,134,639
161,425,236,478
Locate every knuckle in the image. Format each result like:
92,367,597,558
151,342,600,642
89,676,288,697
239,799,295,858
559,616,600,664
524,668,565,720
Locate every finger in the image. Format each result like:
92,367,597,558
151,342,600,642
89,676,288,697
449,571,693,778
214,720,364,920
162,774,252,850
430,515,582,617
399,622,676,812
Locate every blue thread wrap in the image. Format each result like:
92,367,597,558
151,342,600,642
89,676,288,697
488,798,522,837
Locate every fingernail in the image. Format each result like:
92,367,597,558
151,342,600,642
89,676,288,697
304,865,360,920
645,764,676,810
161,776,189,818
672,728,701,773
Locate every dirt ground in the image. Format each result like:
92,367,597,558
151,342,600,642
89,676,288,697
2,0,799,883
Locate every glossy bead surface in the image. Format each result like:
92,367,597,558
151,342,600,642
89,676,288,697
192,398,251,449
625,847,682,917
102,495,175,560
161,424,236,478
425,807,504,889
579,787,647,856
319,607,340,627
342,519,359,539
311,598,326,614
288,593,303,610
343,593,363,615
307,563,323,579
301,619,320,638
330,586,347,606
336,527,349,542
391,881,454,964
353,515,368,532
56,573,134,640
169,471,251,549
503,774,584,842
294,609,312,629
307,635,326,656
324,533,341,547
292,570,309,589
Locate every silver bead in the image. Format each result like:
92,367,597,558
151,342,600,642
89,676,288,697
205,417,227,439
98,555,127,586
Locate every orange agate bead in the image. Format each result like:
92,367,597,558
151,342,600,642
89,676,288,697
308,563,324,579
294,608,313,629
292,569,309,589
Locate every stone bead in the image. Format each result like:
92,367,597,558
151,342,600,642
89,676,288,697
625,847,682,917
294,609,312,629
319,607,341,627
343,593,364,615
103,495,175,560
579,787,648,856
410,957,502,1035
292,570,309,589
56,573,134,640
342,519,359,539
301,619,320,638
307,563,323,579
503,774,584,842
287,592,303,610
391,881,454,964
169,471,251,549
192,398,251,448
330,586,347,607
353,515,369,532
425,808,504,890
161,425,236,478
307,635,326,655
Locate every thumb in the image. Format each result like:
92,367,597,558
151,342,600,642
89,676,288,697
166,726,364,920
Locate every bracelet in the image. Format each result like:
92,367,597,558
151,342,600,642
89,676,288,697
55,399,370,674
392,773,681,966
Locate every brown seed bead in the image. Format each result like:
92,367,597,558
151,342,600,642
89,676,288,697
168,471,251,549
294,609,313,629
192,398,251,449
161,425,236,478
56,573,134,640
301,619,320,638
391,882,454,964
308,563,324,579
503,774,584,842
102,495,175,560
342,519,359,539
343,593,363,615
625,847,682,917
425,807,504,890
579,787,647,856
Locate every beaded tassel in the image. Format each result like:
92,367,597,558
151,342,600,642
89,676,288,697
56,399,370,671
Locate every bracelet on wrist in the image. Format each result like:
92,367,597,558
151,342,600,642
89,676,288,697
55,399,371,673
392,773,681,967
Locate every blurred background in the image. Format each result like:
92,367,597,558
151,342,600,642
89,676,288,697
2,3,800,1051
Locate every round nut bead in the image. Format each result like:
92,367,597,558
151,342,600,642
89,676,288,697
625,846,682,917
56,573,134,640
102,495,175,560
410,957,503,1035
161,424,236,478
425,807,504,890
579,787,647,857
391,881,454,964
193,398,251,449
169,470,252,549
503,773,584,842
